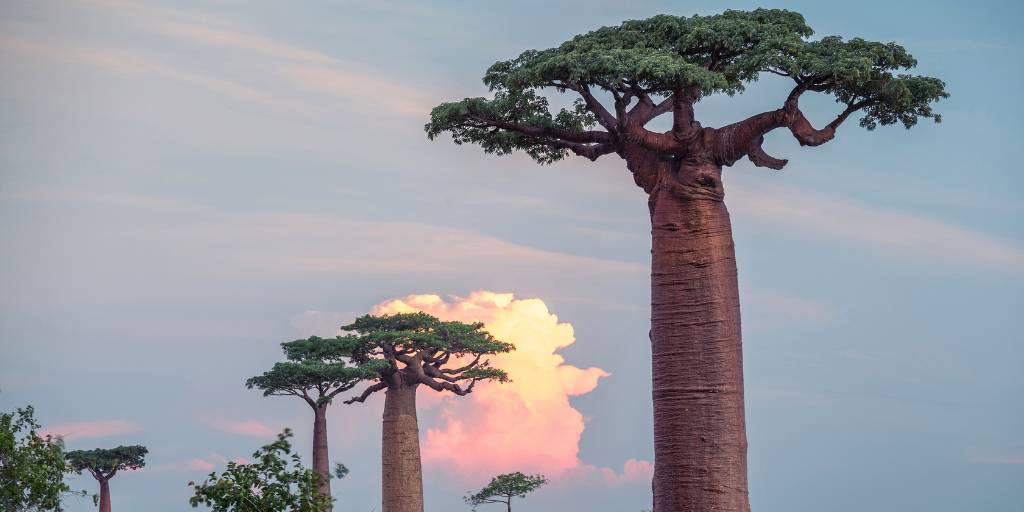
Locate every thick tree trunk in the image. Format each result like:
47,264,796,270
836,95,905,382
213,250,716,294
312,403,332,511
381,381,424,512
647,161,749,512
98,477,111,512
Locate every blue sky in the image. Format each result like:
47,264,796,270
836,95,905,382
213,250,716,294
0,0,1021,511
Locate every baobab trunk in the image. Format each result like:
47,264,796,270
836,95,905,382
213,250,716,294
312,403,332,511
648,161,749,512
98,478,111,512
381,381,424,512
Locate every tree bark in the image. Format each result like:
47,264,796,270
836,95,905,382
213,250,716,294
647,159,750,512
381,380,424,512
312,403,332,511
98,477,111,512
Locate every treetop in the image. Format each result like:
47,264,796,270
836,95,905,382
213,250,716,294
65,445,147,478
426,8,947,173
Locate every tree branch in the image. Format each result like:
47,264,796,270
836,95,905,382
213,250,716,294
344,382,388,404
572,82,618,132
545,140,616,161
469,116,612,144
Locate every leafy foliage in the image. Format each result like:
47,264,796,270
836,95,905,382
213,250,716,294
1,406,84,512
65,445,147,478
246,336,384,408
464,472,548,511
337,312,514,399
426,8,947,164
188,429,330,512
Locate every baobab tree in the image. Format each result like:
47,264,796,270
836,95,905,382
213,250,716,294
246,337,381,510
464,472,547,512
65,445,147,512
425,9,947,512
338,312,513,512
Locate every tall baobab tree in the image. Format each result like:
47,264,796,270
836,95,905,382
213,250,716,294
338,312,513,512
65,445,147,512
425,9,947,512
246,338,380,510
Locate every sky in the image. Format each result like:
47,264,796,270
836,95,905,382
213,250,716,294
0,0,1021,511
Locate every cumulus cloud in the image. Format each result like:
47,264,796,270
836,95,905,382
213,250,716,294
39,420,141,440
371,292,648,482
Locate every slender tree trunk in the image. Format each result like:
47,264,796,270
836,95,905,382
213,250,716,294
312,403,332,511
98,477,111,512
647,161,750,512
506,499,512,512
381,381,423,512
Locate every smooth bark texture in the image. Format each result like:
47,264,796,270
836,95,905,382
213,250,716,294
312,403,332,511
381,380,423,512
98,477,111,512
647,159,749,512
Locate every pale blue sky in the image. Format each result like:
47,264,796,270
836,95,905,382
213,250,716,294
1,1,1021,511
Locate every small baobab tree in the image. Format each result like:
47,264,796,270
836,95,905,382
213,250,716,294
335,312,513,512
464,472,547,512
246,337,381,510
65,445,147,512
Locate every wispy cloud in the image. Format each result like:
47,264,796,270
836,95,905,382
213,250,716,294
729,183,1024,272
205,419,278,438
281,64,432,117
152,22,338,65
10,186,645,281
965,448,1024,465
40,420,141,440
0,34,269,104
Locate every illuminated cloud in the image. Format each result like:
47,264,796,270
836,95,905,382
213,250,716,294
372,292,646,481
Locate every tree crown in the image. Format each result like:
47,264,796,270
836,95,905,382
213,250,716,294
464,472,548,509
65,445,147,479
338,312,514,403
245,336,385,408
426,8,947,174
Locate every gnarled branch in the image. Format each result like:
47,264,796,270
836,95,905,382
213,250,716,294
344,381,388,404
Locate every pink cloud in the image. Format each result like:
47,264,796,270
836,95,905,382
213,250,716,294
39,420,141,440
206,419,277,437
372,292,645,483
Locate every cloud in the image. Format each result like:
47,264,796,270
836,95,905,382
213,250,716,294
39,420,141,440
153,22,338,65
0,34,269,104
372,292,646,482
205,419,278,438
567,459,655,486
729,183,1024,272
281,64,432,117
10,187,644,282
965,448,1024,465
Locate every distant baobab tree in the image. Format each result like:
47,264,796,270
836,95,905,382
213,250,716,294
336,312,513,512
426,9,947,511
246,337,379,510
65,445,147,512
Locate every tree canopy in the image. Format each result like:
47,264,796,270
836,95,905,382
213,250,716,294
464,472,547,511
65,445,147,481
339,312,514,402
188,429,330,512
245,336,386,408
1,406,83,511
425,8,947,174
